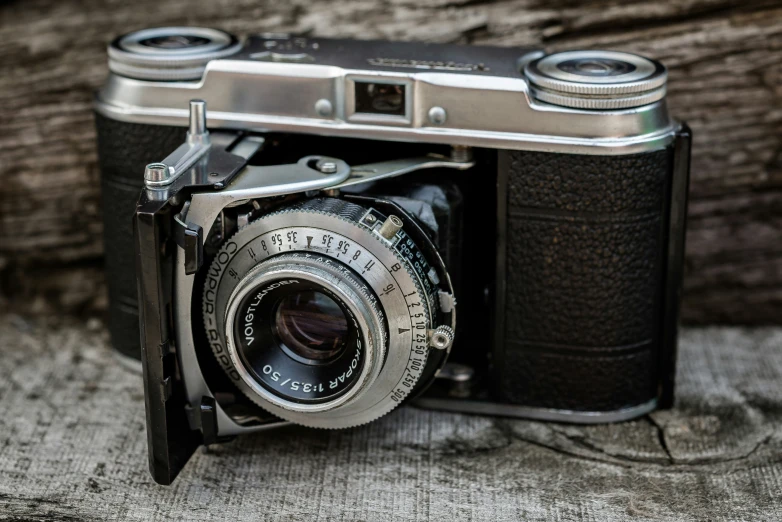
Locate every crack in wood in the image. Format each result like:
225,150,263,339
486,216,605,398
646,414,675,463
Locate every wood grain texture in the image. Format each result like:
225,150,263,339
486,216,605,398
1,0,781,323
1,315,781,520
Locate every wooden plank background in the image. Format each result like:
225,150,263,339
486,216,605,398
1,315,781,520
1,0,781,323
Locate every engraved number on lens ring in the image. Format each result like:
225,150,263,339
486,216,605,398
203,224,430,418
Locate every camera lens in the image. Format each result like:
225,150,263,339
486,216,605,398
274,290,349,364
204,198,454,428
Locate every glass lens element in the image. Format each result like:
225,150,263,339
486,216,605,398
274,291,349,363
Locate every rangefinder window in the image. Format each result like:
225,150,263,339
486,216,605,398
354,81,406,116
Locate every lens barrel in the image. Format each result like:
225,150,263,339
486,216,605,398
202,198,453,429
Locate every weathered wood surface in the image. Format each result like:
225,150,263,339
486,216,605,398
1,315,781,520
1,0,781,323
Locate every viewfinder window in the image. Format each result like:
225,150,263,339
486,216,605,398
354,81,406,117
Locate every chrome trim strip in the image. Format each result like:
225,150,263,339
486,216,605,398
95,99,676,155
412,397,658,424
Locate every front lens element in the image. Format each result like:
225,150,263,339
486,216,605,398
274,291,349,364
230,274,367,406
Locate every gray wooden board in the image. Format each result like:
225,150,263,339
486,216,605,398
1,0,782,325
0,314,781,521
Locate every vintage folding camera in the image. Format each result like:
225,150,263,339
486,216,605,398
95,27,691,484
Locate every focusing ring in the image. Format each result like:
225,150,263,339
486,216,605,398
108,27,242,81
524,50,667,109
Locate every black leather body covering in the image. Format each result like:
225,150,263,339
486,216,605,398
496,148,673,412
95,113,186,360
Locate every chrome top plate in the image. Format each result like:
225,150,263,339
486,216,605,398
96,35,677,155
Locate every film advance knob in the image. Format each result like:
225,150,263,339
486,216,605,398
523,50,668,110
108,27,242,81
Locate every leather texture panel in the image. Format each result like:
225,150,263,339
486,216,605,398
95,113,186,360
499,148,672,412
